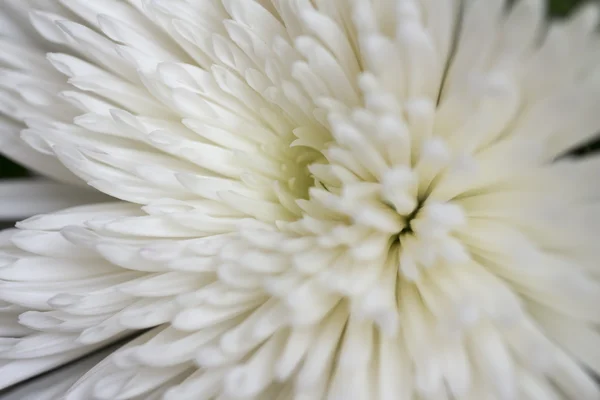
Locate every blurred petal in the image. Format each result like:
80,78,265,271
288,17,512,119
0,179,109,220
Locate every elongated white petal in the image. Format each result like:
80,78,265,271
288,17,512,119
0,344,117,400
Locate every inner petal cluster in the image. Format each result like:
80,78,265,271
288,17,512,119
235,90,473,335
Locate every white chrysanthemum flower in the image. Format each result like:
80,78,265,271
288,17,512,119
1,0,600,398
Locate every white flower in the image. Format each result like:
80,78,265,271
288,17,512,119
1,0,600,399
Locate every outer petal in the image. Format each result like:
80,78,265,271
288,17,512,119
0,179,109,220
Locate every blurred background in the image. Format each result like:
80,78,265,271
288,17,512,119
0,0,596,179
